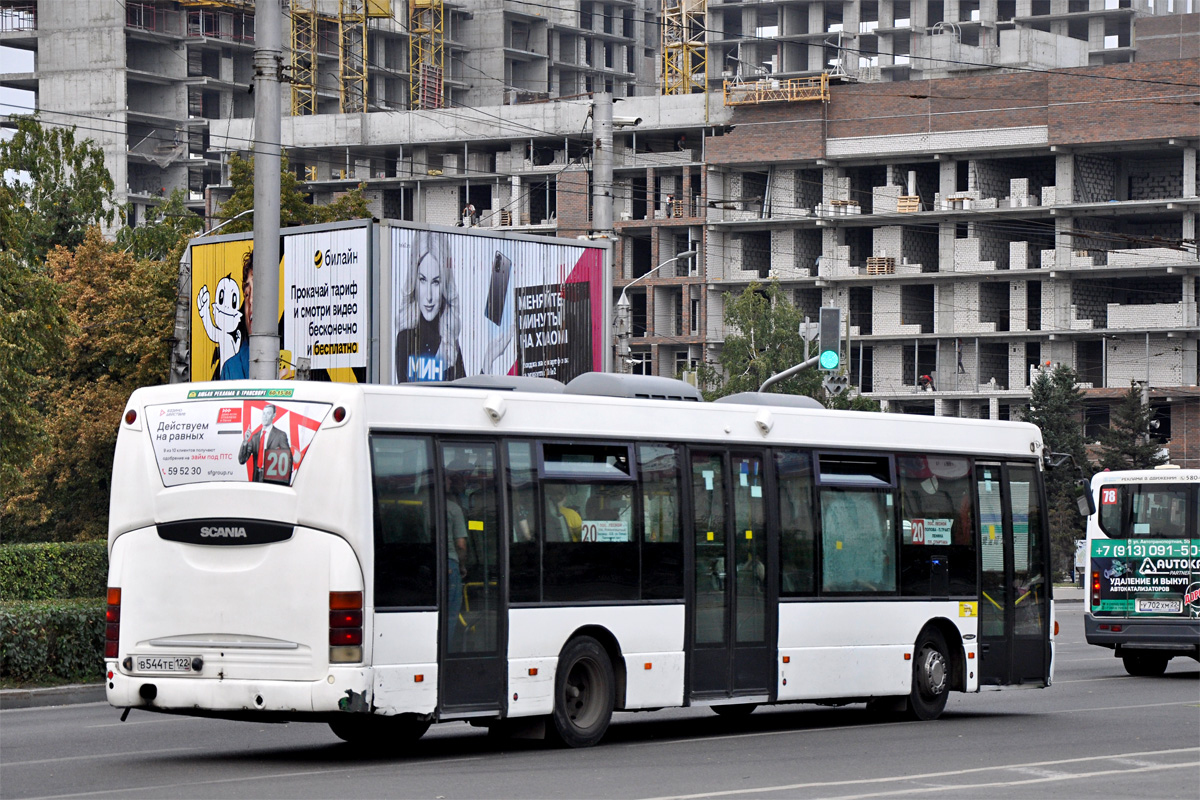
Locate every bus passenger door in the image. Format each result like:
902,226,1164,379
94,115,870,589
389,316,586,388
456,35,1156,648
976,461,1051,686
688,450,775,702
438,442,506,713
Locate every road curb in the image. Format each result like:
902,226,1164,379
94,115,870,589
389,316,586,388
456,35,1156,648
0,683,107,710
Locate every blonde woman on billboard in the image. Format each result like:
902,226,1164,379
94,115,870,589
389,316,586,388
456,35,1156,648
395,230,466,382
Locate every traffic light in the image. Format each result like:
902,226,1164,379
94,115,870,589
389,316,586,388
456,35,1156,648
822,373,849,396
818,307,841,370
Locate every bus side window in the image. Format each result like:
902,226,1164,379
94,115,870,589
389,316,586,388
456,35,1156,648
507,440,540,604
820,488,895,594
774,449,815,596
897,455,975,597
370,435,436,608
640,444,683,600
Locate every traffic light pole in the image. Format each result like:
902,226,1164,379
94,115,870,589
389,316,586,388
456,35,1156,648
759,355,820,393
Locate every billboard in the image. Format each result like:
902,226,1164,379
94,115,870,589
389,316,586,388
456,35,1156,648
185,220,608,385
282,223,370,383
386,224,607,384
187,221,371,383
190,237,257,382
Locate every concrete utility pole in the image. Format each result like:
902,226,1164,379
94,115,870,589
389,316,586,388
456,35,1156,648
250,0,283,380
592,92,614,237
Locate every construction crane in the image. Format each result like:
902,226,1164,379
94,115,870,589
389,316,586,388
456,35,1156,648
662,0,706,95
409,0,445,109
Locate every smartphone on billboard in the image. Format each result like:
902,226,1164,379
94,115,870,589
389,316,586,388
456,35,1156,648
485,251,512,326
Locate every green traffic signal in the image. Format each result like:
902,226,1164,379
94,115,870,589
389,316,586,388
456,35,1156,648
819,349,840,370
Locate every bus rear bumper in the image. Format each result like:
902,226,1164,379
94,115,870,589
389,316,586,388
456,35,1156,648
105,662,372,718
1084,615,1200,658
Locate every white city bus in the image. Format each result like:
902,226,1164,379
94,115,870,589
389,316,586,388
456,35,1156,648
106,374,1059,746
1084,466,1200,676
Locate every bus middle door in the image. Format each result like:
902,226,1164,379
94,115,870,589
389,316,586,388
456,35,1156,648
688,449,775,703
438,442,506,714
976,461,1051,687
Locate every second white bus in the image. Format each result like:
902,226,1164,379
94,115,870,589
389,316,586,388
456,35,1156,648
106,374,1062,746
1084,466,1200,675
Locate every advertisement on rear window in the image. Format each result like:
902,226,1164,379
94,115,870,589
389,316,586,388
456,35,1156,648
1089,538,1200,617
388,226,605,384
148,390,330,486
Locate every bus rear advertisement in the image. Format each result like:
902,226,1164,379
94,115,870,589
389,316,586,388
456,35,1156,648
1085,467,1200,676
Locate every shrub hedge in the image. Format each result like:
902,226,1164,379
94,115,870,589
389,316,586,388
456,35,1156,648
0,599,106,683
0,541,108,601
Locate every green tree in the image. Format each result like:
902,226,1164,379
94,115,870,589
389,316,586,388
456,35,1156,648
216,152,371,233
0,115,116,268
0,251,68,494
1021,364,1090,577
115,189,204,262
3,229,177,542
697,282,877,410
1096,381,1167,471
1,117,115,507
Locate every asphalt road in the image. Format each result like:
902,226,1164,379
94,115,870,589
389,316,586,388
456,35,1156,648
2,604,1196,800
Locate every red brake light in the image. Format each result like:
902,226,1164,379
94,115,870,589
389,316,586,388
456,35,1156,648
329,591,364,663
124,409,137,425
329,591,362,610
329,610,362,628
330,629,363,646
332,406,346,423
105,587,121,660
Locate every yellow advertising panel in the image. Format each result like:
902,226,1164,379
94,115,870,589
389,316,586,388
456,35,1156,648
190,239,255,382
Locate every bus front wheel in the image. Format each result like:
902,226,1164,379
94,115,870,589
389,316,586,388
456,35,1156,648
1122,652,1169,677
908,628,950,721
550,636,615,748
328,713,430,745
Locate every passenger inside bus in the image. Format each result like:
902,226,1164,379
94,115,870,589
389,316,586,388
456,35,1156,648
544,483,583,542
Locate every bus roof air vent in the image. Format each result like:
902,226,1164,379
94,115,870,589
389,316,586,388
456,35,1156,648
713,392,825,409
564,373,704,401
446,375,565,393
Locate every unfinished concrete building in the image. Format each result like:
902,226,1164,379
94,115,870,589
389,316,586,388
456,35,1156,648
0,0,660,224
3,1,1198,461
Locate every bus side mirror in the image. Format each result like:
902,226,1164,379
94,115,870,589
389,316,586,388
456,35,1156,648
1075,479,1095,517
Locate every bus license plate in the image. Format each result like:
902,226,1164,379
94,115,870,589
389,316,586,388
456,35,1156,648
1136,598,1182,614
136,656,193,673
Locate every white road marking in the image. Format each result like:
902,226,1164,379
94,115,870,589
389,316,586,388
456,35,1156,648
638,747,1200,800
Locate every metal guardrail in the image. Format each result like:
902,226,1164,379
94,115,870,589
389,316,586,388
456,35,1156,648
723,73,830,106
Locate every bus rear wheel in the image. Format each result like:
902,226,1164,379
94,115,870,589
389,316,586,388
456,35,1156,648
328,713,430,745
1122,652,1169,677
908,628,950,721
550,636,615,748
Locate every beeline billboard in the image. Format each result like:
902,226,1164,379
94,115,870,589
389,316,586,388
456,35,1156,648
186,220,609,384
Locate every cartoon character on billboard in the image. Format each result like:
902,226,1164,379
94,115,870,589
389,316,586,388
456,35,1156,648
196,250,251,380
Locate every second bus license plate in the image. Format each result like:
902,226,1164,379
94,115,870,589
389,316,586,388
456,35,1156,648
136,656,194,673
1135,598,1182,614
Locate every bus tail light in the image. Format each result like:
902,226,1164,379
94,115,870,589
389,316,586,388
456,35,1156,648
1091,571,1101,608
105,588,121,659
329,591,363,663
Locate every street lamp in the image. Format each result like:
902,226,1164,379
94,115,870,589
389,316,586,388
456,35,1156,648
614,249,696,372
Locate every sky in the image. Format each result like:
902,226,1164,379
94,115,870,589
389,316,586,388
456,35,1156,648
1,45,36,137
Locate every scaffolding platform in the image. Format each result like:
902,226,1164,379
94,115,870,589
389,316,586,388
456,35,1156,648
724,74,829,106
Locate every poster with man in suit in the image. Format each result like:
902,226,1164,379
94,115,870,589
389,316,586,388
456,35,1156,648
238,402,292,482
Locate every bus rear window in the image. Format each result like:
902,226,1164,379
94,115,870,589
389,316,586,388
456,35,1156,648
1098,483,1193,539
147,399,330,487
